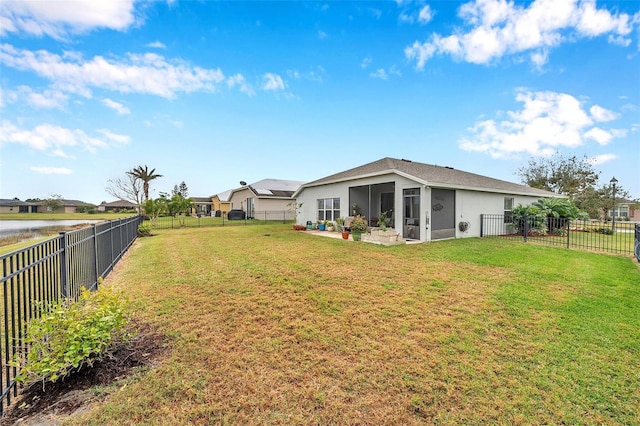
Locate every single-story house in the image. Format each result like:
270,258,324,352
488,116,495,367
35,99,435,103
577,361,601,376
293,157,563,242
0,198,93,213
228,179,305,220
35,199,94,213
212,190,232,216
0,199,34,213
191,197,214,216
97,200,139,212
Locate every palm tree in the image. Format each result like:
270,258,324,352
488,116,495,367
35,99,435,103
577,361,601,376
127,165,163,202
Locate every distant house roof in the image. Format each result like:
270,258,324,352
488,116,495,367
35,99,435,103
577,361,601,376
231,179,305,199
295,157,562,198
0,199,29,206
191,197,213,204
213,190,233,202
101,200,138,208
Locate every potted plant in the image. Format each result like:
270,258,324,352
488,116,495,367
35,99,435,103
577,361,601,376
335,217,345,232
349,215,368,241
326,221,335,232
318,220,326,231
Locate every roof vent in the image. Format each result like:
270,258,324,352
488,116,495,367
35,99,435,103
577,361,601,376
444,166,454,170
401,158,412,162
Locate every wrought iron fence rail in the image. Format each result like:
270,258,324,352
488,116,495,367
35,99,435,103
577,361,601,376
481,214,638,258
0,215,141,414
147,210,295,229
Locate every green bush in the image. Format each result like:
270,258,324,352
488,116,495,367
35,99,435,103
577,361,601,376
15,286,128,384
137,223,152,237
595,227,614,235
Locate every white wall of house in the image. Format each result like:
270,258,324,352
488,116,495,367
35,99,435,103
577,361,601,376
296,173,422,228
453,189,543,238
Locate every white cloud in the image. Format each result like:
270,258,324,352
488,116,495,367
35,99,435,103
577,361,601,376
30,166,72,175
318,30,327,39
3,86,69,109
589,153,617,165
226,73,255,96
102,98,130,115
286,67,325,83
418,5,433,24
262,73,285,91
406,0,635,68
0,0,138,39
459,90,626,158
361,56,372,69
97,129,130,144
146,41,166,49
0,44,226,99
590,104,619,122
370,68,388,80
0,120,115,157
370,65,401,80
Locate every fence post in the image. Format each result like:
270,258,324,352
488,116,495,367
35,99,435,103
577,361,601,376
523,214,529,243
59,232,69,299
566,219,570,249
93,224,99,289
480,214,484,237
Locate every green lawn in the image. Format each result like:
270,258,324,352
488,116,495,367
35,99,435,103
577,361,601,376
67,224,639,425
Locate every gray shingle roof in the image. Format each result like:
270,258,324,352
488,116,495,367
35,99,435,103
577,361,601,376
300,157,561,198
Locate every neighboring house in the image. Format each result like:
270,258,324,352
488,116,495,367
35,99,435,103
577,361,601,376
293,157,563,242
191,197,214,216
228,179,305,220
31,199,94,213
97,200,139,212
212,190,232,216
0,199,34,213
611,199,640,221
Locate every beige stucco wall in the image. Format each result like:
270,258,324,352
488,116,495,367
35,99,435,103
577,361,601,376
0,206,20,213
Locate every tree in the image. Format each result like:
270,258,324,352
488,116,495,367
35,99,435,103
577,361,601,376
516,154,634,219
43,194,63,212
516,154,599,198
106,173,143,208
127,165,162,202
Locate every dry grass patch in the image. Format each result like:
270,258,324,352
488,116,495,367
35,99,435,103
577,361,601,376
55,225,640,425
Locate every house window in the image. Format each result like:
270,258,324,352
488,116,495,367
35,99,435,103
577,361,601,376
504,197,514,223
612,205,629,218
317,198,340,221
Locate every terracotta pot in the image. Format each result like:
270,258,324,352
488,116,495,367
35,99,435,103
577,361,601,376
341,231,349,239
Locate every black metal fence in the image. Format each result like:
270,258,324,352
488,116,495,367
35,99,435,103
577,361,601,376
147,210,295,229
0,215,141,413
481,214,638,258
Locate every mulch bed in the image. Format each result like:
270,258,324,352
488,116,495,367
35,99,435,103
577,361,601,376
1,319,167,425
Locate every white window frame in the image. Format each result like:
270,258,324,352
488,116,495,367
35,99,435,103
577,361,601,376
317,198,340,221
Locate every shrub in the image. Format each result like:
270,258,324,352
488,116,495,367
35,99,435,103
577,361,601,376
595,227,614,235
137,223,152,237
15,286,128,384
350,215,368,233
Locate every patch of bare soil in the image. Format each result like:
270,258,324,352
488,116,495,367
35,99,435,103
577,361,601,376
1,319,167,426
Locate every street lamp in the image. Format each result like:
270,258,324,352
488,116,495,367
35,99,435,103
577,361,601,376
610,177,618,233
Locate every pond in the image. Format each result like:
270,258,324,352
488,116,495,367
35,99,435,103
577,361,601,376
0,220,104,238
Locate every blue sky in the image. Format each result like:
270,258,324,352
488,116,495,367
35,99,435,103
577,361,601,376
1,0,639,204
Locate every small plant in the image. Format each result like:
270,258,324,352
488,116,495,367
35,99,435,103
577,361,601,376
377,211,389,231
14,286,129,385
350,215,368,234
137,223,152,237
